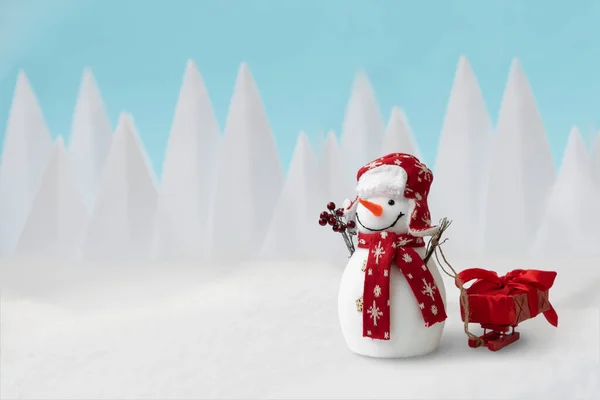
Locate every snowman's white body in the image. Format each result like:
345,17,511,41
338,194,447,358
338,246,446,358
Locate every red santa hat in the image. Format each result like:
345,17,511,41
344,153,438,237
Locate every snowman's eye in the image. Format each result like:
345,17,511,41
388,199,395,206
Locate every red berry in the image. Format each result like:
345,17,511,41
332,224,341,232
327,202,336,210
335,208,344,216
318,218,327,226
346,220,356,229
320,211,329,219
328,216,336,225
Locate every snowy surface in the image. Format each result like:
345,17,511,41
2,256,599,399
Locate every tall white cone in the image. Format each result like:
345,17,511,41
156,60,221,261
483,58,555,256
68,69,113,211
429,56,494,255
317,130,353,261
339,72,385,178
15,137,87,259
211,63,283,261
591,131,600,186
261,132,328,260
313,130,328,160
319,130,347,203
379,107,422,159
532,127,600,256
0,71,53,256
81,113,158,261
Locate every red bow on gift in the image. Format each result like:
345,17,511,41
456,268,559,327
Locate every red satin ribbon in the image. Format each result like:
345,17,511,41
456,268,558,327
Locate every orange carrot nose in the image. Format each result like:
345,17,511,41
358,198,383,217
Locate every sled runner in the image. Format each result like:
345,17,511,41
468,323,520,351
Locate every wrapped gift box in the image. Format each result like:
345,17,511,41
457,268,558,328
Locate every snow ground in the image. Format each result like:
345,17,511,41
1,256,600,399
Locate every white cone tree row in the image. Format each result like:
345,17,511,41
1,57,600,262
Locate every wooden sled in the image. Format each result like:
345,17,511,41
468,323,521,351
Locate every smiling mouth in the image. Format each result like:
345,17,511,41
356,212,405,232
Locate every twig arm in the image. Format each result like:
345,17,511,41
423,218,452,264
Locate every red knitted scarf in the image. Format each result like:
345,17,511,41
357,231,447,340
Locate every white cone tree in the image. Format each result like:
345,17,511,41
156,60,221,261
429,56,494,256
211,63,283,262
81,114,158,261
68,69,113,211
339,72,385,187
262,132,329,260
0,71,53,256
319,130,347,204
317,130,354,261
483,58,555,256
15,137,87,259
591,131,600,186
379,107,422,160
532,127,600,256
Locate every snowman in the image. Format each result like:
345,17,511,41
338,153,447,358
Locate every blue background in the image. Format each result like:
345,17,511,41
1,0,598,176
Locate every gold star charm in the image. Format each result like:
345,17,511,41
356,296,363,312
